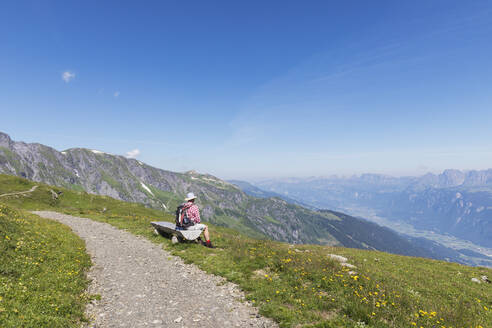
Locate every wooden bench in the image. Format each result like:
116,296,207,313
150,221,202,244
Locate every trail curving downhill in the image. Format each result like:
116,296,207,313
0,185,38,198
33,211,277,328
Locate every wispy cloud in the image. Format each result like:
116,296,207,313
226,122,265,147
125,149,140,158
114,91,120,98
61,71,76,83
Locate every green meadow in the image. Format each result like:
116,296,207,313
1,174,491,327
0,204,91,327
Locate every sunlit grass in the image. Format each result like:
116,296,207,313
1,174,491,327
0,204,91,327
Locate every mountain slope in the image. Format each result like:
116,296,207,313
254,172,492,248
1,175,490,328
0,132,466,260
228,179,316,209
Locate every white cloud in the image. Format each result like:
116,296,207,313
125,149,140,158
114,91,120,98
62,71,75,83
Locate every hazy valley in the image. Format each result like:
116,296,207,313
251,172,492,267
0,131,478,265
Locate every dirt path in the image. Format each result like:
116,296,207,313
33,211,277,328
0,185,38,198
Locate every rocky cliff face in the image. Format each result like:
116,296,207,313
409,169,492,190
388,188,492,247
0,131,462,260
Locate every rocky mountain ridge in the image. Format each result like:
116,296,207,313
0,131,470,262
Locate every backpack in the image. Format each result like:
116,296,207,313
175,203,194,228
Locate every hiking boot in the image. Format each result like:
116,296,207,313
205,240,215,248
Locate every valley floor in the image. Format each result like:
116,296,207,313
338,205,492,267
33,211,276,328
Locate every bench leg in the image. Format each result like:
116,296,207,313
171,235,179,244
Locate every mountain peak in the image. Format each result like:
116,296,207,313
185,170,199,175
439,169,466,187
0,131,13,148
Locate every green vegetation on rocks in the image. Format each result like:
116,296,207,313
0,147,22,174
1,175,490,327
1,132,462,259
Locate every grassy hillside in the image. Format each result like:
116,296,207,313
2,133,469,260
1,175,491,327
0,204,91,327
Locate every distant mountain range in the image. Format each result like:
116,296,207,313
0,131,477,264
253,171,492,254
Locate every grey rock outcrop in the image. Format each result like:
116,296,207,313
0,131,459,259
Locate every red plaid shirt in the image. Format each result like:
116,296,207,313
184,201,200,223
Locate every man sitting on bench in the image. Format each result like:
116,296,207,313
181,192,214,248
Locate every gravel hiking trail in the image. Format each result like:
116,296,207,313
0,185,38,198
33,211,277,328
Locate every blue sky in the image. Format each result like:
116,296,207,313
1,1,492,179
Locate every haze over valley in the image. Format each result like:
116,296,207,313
2,2,492,327
2,131,491,267
247,171,492,266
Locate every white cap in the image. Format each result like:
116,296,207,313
185,192,196,201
